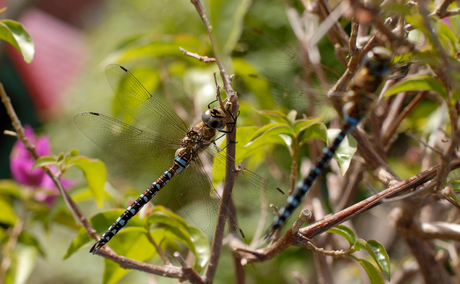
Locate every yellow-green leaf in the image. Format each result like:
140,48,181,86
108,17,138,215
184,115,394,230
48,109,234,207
0,20,34,63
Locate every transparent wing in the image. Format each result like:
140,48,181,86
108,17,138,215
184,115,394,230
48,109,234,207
105,64,188,138
74,112,180,176
171,143,286,242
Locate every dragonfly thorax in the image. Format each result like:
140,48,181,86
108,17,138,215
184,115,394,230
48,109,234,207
201,108,227,130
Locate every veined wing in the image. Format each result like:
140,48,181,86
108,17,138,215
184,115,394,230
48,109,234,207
105,64,188,138
74,112,180,176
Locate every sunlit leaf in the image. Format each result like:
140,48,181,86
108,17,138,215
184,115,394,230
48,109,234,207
255,109,290,124
0,197,17,226
384,75,447,98
31,156,56,170
69,156,107,208
367,240,391,281
327,225,356,247
12,245,39,284
0,20,34,63
350,256,385,284
0,179,21,197
300,122,328,145
65,209,146,259
328,129,357,175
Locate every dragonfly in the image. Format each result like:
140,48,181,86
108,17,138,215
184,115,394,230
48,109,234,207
74,64,285,253
266,47,393,238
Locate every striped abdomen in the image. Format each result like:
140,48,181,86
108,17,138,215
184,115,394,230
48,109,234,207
90,155,189,253
266,111,359,238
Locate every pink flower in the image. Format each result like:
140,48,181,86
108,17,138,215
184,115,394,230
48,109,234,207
10,126,75,205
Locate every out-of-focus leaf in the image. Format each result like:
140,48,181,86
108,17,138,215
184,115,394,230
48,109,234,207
102,227,155,284
0,20,34,63
69,156,106,208
351,256,385,284
327,225,356,247
244,126,290,151
18,231,46,257
0,197,17,226
64,209,146,259
0,180,21,197
328,129,357,175
12,245,39,284
384,74,447,98
452,180,460,191
69,148,79,157
292,117,322,135
255,109,290,124
31,156,56,170
148,206,210,271
300,122,328,145
210,0,251,64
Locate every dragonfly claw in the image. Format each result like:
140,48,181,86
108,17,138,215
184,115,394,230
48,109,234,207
90,240,106,254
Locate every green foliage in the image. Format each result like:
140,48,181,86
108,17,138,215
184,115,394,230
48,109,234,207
328,225,391,283
384,74,447,98
0,19,34,63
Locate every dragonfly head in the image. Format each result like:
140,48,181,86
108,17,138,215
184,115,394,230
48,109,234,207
202,108,226,130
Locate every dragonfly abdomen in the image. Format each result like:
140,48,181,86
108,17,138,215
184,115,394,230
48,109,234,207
269,119,357,234
90,154,190,253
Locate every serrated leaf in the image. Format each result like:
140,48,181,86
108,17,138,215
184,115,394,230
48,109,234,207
69,156,106,208
0,179,21,197
327,129,357,175
0,20,34,63
351,256,385,284
0,197,17,226
327,225,356,247
31,156,57,170
384,74,447,98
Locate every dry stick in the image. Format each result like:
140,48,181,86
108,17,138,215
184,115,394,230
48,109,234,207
180,47,216,63
241,159,460,264
189,0,239,282
0,83,97,240
382,91,427,146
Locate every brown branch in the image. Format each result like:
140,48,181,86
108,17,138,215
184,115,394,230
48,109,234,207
189,1,239,282
180,47,216,63
240,159,460,264
0,83,97,241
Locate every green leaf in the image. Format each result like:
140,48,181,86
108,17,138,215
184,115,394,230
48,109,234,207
328,129,357,175
452,180,460,191
69,148,79,157
367,240,391,281
0,20,34,63
102,227,155,284
351,256,385,284
255,109,290,124
210,0,251,65
353,238,391,281
449,191,460,207
65,209,147,259
0,179,21,197
18,231,46,257
245,125,291,151
31,156,57,170
69,156,107,208
300,122,328,145
148,206,210,271
292,116,322,135
327,225,356,247
12,245,39,284
384,74,447,98
0,197,17,226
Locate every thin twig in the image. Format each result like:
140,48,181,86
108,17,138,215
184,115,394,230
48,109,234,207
180,47,216,63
